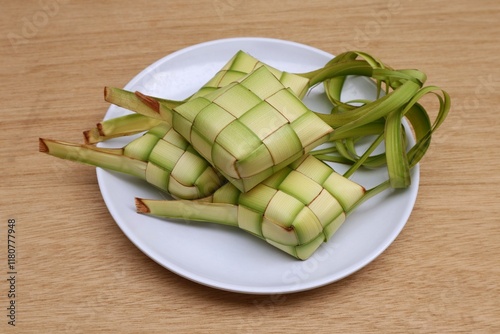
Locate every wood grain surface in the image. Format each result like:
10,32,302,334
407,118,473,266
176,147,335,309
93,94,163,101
1,0,499,332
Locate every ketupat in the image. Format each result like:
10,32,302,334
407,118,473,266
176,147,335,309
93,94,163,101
40,122,225,200
136,65,334,192
136,154,365,260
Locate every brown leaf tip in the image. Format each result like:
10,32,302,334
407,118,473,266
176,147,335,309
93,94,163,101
135,198,150,214
103,86,110,101
135,91,160,113
82,130,91,144
96,122,105,136
39,138,49,153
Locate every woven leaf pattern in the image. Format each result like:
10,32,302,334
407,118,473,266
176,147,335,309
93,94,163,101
173,66,333,192
191,50,310,100
128,123,224,199
234,155,364,259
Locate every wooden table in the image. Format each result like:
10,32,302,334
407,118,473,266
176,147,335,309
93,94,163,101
2,0,499,332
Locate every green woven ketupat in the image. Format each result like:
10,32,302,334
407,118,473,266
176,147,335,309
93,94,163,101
40,122,225,200
236,154,365,259
137,154,366,260
171,66,333,192
126,123,224,199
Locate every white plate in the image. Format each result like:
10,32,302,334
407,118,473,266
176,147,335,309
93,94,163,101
97,37,419,294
